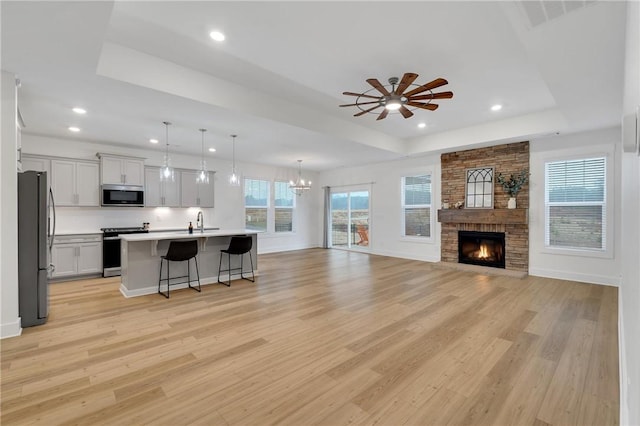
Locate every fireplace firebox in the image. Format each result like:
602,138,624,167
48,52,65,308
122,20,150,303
458,231,505,269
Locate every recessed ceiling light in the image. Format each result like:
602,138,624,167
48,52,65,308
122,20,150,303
68,126,80,132
208,147,217,152
491,104,503,111
209,31,225,42
149,138,159,144
417,122,427,129
72,107,86,114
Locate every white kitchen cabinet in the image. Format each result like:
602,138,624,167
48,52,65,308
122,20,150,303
98,154,145,186
21,155,51,176
144,167,181,207
180,171,214,207
51,234,102,279
51,159,99,206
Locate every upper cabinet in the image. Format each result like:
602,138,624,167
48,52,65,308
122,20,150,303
180,171,215,208
51,159,99,206
144,167,181,207
97,153,145,186
21,155,51,177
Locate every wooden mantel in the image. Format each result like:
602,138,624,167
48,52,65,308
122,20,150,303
437,208,528,225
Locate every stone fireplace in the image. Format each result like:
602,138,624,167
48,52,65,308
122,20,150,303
438,142,529,273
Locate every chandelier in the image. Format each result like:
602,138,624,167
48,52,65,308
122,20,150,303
160,121,174,182
196,128,209,184
289,160,311,196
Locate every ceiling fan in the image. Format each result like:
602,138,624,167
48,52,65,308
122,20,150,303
340,72,453,120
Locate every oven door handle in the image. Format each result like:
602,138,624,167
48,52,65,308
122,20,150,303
103,236,121,241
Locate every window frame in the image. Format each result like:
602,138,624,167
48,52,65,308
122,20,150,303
401,173,433,241
542,152,613,259
244,177,270,232
274,180,295,233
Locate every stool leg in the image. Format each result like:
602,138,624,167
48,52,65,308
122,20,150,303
226,253,232,287
248,251,255,282
193,257,201,292
167,260,170,298
217,252,223,285
240,254,244,280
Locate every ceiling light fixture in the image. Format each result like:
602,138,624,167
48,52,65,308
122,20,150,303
210,31,225,42
491,104,503,111
228,134,241,187
160,121,175,182
289,160,312,196
149,138,158,144
68,126,80,132
197,128,209,184
418,122,427,128
208,147,216,153
72,107,86,114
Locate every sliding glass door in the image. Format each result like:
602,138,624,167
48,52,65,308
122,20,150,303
330,190,369,250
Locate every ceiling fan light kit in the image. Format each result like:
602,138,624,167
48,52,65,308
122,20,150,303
341,72,453,120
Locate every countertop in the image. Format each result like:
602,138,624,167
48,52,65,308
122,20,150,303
120,229,258,242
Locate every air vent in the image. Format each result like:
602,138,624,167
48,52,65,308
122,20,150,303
519,0,596,28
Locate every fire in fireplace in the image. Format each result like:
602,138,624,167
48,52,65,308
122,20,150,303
458,231,505,269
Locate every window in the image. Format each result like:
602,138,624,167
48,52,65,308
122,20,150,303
402,174,431,237
244,179,269,231
545,157,606,251
274,181,294,232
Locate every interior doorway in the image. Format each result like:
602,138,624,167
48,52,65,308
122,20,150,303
330,190,369,250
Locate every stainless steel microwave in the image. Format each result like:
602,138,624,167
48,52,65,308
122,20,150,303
101,184,144,207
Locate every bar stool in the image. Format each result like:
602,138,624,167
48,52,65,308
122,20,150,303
158,240,201,298
218,235,255,287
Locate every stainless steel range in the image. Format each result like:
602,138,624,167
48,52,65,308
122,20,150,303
101,227,148,277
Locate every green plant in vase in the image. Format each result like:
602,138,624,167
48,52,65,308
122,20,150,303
496,169,528,209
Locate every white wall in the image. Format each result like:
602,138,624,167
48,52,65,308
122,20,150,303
620,1,640,424
529,127,622,286
317,154,441,262
21,133,321,254
1,71,21,338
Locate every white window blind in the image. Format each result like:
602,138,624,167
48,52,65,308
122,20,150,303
402,174,432,237
544,157,606,250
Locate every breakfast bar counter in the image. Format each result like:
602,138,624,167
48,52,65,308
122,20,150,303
119,229,258,297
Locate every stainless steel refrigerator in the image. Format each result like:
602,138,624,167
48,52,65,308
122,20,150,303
18,171,55,327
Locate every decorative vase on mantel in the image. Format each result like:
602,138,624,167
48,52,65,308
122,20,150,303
507,197,517,209
497,170,529,211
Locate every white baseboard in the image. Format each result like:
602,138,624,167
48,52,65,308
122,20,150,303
120,271,259,298
0,317,22,339
618,287,629,426
529,267,620,287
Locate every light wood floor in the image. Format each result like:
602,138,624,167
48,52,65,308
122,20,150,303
1,249,619,425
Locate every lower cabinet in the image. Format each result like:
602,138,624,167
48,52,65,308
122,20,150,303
51,234,102,278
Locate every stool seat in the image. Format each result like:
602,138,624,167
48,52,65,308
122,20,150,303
158,240,201,298
218,235,255,287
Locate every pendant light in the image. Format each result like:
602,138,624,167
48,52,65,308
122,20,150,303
289,160,312,196
228,134,241,186
160,121,175,182
196,128,209,184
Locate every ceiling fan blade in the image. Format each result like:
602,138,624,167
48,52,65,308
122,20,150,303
339,101,381,107
404,78,449,97
366,78,391,96
376,109,389,120
395,73,419,95
354,104,383,117
407,101,439,111
408,91,454,101
342,91,382,100
399,106,414,118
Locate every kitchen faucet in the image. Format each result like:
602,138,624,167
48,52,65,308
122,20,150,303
196,211,204,233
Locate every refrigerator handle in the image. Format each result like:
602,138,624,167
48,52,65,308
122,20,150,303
48,187,56,253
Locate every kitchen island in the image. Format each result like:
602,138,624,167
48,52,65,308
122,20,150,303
119,229,258,297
